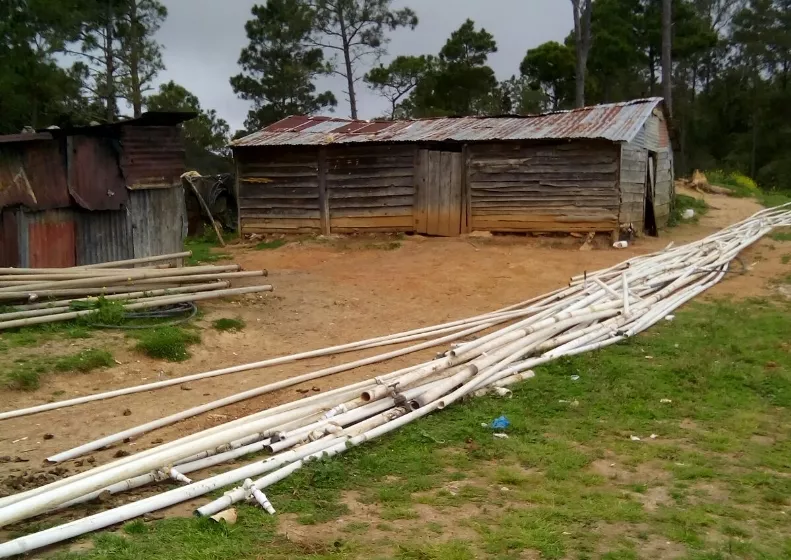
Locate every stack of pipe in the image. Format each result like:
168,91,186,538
0,252,273,330
0,204,788,557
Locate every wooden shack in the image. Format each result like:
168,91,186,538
231,98,673,238
0,112,195,267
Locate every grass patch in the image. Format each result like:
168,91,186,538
771,229,791,243
130,326,201,362
185,227,232,265
49,297,791,559
4,348,114,390
212,318,245,332
668,194,709,227
254,239,286,250
706,169,759,198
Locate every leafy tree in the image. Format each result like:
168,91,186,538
306,0,418,119
115,0,167,117
364,55,432,118
499,75,546,114
520,41,576,110
0,0,88,132
231,0,336,131
405,19,499,117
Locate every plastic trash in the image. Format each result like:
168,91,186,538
660,398,672,404
493,433,510,439
570,375,580,381
490,416,510,430
630,435,642,441
683,209,696,219
613,241,629,249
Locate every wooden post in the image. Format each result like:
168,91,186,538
234,157,242,238
462,145,472,234
317,148,331,235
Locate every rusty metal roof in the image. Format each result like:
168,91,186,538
231,98,664,148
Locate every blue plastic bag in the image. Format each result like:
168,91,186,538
490,415,510,430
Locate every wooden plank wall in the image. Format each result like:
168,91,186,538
326,145,416,233
654,150,673,225
645,112,674,227
467,141,620,233
619,141,648,228
236,148,322,234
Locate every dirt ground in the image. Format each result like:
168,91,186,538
0,189,787,530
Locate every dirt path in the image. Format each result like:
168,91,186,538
0,190,786,523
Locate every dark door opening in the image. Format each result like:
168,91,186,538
644,152,658,236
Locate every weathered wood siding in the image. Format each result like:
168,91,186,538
326,145,415,233
619,142,648,228
237,147,322,233
414,149,463,236
467,141,620,233
647,110,673,226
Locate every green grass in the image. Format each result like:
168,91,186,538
668,194,709,227
212,318,246,332
130,326,201,362
254,239,287,250
185,228,232,265
48,297,791,559
705,169,791,208
771,229,791,243
4,348,114,391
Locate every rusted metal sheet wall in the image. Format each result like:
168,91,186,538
467,141,621,233
68,135,128,210
128,187,187,258
326,145,415,233
619,141,648,228
236,147,322,234
18,209,77,268
120,126,186,189
76,209,133,265
0,141,70,211
0,209,19,267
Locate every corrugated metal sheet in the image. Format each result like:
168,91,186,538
121,126,186,188
128,187,187,258
19,209,77,268
76,209,133,265
232,98,665,147
0,141,70,211
0,209,19,267
68,135,128,210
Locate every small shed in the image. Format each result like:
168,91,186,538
0,112,195,267
231,98,674,238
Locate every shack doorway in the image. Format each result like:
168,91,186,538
644,152,658,236
414,148,464,236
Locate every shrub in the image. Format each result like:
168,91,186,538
131,327,201,362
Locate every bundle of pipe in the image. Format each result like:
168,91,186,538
0,205,788,557
0,252,272,330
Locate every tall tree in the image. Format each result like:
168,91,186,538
364,55,432,118
231,0,336,131
115,0,166,117
147,81,231,173
662,0,673,114
306,0,418,119
0,0,88,131
146,81,230,153
520,41,576,110
405,20,499,117
571,0,593,107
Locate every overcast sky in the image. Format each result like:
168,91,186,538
154,0,571,132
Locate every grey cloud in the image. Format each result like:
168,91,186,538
156,0,571,132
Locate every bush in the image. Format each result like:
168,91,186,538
707,170,760,197
212,318,246,332
132,327,201,362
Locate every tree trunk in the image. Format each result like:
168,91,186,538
129,0,142,117
571,0,593,108
105,0,116,123
661,0,673,116
337,13,357,119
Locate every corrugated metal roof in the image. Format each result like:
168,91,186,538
232,98,664,148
